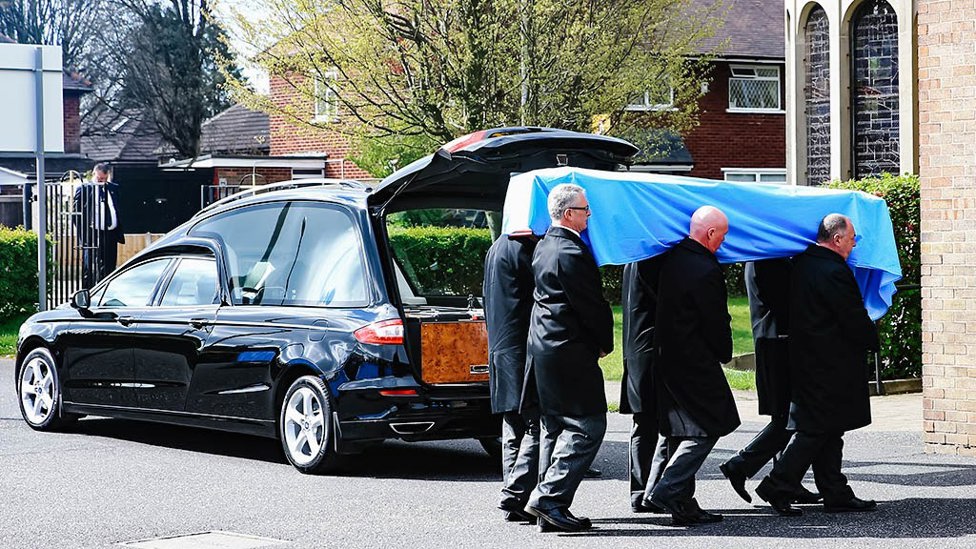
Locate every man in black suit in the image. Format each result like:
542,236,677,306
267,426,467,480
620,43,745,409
756,214,879,516
719,259,821,505
620,256,667,513
641,205,739,525
73,163,125,288
483,230,540,524
523,183,613,533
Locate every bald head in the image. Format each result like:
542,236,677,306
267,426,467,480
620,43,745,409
689,205,729,254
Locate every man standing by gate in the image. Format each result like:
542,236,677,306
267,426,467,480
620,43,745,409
74,163,124,287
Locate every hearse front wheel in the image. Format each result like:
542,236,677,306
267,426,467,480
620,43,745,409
18,347,76,431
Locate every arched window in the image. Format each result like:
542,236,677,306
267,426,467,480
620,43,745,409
851,0,899,177
804,6,831,185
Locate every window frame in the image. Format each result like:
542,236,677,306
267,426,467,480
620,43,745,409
312,70,339,123
727,63,784,114
624,87,676,112
721,167,788,184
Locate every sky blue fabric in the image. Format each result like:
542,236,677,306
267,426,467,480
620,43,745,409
501,167,903,320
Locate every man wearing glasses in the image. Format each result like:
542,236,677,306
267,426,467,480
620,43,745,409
756,213,879,516
523,184,613,533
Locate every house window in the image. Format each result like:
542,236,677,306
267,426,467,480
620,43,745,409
625,87,675,111
723,168,787,184
728,65,782,112
292,168,325,180
313,70,339,122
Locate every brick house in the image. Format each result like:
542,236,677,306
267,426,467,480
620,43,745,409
631,0,786,182
268,73,371,180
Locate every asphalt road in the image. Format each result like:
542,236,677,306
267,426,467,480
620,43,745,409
2,358,975,549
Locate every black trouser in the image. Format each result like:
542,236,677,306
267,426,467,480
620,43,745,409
82,231,118,288
758,431,855,504
500,411,540,508
628,411,663,507
723,414,793,478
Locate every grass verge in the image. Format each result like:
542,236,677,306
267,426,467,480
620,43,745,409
0,313,29,357
600,297,755,387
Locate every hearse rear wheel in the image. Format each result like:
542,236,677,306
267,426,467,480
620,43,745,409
279,375,341,474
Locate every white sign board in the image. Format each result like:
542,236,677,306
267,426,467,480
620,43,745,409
0,43,64,153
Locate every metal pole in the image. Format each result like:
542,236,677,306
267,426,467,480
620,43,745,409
34,47,48,312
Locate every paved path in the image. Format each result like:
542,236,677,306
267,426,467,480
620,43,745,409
606,382,923,432
2,359,972,549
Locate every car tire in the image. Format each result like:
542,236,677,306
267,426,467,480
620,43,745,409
17,347,75,431
279,375,340,474
478,436,503,460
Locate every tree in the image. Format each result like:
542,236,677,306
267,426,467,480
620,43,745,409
99,0,243,158
225,0,724,148
0,0,106,68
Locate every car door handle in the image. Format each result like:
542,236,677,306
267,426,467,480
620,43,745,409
117,316,134,326
189,318,209,329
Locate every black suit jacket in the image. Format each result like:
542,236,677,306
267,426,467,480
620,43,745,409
483,234,537,414
525,226,612,416
654,238,739,437
745,258,793,416
789,244,879,433
73,182,125,245
619,255,663,415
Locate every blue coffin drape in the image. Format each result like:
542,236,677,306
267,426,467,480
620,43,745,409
501,167,902,320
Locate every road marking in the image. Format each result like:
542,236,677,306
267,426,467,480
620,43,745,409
119,531,288,549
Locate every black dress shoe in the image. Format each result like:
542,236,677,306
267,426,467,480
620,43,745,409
503,509,537,524
792,486,823,505
670,498,723,526
719,462,752,503
755,482,803,517
563,509,592,529
583,466,602,478
525,506,586,532
632,500,666,514
824,497,877,513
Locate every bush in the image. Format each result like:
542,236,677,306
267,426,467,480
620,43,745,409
388,227,628,302
388,227,493,297
827,174,920,379
0,227,47,319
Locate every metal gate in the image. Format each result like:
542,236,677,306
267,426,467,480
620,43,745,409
45,174,88,309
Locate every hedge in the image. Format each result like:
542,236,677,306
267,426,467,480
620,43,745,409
387,227,626,302
828,174,920,379
0,227,47,318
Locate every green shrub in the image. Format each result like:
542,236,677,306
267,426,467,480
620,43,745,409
827,174,920,379
388,227,493,297
0,227,47,319
388,227,627,302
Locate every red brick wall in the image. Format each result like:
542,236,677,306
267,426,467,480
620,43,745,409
63,94,81,154
683,62,786,180
215,167,295,185
268,74,372,180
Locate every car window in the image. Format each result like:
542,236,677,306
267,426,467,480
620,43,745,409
189,202,369,307
97,259,171,308
159,257,218,307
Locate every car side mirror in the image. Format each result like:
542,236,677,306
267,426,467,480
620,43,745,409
71,289,93,317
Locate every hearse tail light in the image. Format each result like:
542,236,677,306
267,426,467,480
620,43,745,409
354,319,404,345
